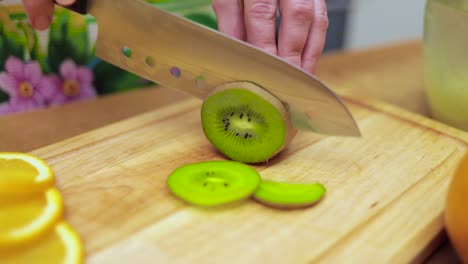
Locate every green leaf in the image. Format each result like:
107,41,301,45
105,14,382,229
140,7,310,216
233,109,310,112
150,0,213,13
0,22,27,71
9,13,27,21
184,12,217,30
0,89,9,103
15,21,41,62
92,60,155,95
47,9,90,73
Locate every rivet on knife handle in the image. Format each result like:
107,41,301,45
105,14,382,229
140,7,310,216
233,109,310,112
54,0,88,14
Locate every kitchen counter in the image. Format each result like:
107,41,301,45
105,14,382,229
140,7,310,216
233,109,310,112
0,40,461,263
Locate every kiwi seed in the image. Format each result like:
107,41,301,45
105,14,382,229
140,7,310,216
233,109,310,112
167,160,261,206
200,81,297,163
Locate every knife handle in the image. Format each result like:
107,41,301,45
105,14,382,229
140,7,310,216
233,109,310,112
54,0,88,15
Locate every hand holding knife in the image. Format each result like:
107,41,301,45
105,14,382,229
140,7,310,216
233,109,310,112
29,0,360,137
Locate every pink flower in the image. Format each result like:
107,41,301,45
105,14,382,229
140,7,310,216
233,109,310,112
48,59,96,106
0,56,53,114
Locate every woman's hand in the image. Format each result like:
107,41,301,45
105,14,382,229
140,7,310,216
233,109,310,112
212,0,328,74
24,0,328,73
22,0,75,30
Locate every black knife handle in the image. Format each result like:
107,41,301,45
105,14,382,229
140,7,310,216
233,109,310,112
54,0,88,15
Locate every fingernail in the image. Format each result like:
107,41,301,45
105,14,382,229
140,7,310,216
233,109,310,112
33,16,51,30
58,0,76,5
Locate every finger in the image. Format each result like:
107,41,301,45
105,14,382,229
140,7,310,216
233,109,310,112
278,0,314,67
22,0,54,30
302,0,329,74
244,0,278,55
212,0,246,40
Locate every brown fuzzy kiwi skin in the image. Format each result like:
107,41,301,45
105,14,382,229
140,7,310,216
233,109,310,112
202,81,298,163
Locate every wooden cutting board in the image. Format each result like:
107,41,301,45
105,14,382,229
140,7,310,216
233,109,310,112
30,95,468,263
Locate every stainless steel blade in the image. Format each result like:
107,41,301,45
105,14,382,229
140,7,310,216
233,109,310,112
85,0,360,136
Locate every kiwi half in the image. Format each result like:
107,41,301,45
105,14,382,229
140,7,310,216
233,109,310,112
201,82,297,163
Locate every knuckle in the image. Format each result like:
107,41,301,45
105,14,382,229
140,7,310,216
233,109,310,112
283,54,302,66
308,54,320,63
211,0,222,12
286,48,302,58
246,1,277,21
23,0,41,10
304,58,318,73
315,13,329,31
283,43,303,57
315,8,329,30
288,1,314,22
307,51,322,66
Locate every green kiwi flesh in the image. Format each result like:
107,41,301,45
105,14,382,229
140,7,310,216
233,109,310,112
253,180,326,209
201,82,297,163
167,160,261,206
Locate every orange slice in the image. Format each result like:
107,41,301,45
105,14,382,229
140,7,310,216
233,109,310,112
0,222,84,264
0,152,54,195
0,188,63,248
445,153,468,262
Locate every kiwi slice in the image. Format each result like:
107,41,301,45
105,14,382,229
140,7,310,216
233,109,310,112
201,81,297,163
167,160,261,206
253,180,326,209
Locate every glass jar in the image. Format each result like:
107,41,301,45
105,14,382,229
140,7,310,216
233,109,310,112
423,0,468,131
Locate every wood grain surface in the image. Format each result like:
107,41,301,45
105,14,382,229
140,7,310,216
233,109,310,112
317,41,429,116
0,87,188,152
1,40,464,262
29,94,468,263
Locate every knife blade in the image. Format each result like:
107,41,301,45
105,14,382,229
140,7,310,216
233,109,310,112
54,0,361,137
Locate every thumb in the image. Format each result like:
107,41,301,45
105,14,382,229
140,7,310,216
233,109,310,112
22,0,54,30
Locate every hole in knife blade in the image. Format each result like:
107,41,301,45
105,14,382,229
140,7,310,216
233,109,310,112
145,56,155,67
122,46,132,58
170,67,181,78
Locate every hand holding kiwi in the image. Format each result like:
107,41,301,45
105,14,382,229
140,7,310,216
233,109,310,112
200,81,297,164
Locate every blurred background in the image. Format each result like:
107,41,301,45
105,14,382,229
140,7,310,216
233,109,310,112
0,0,436,117
325,0,425,51
1,0,428,52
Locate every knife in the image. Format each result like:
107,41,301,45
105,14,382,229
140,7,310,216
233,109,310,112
54,0,361,137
